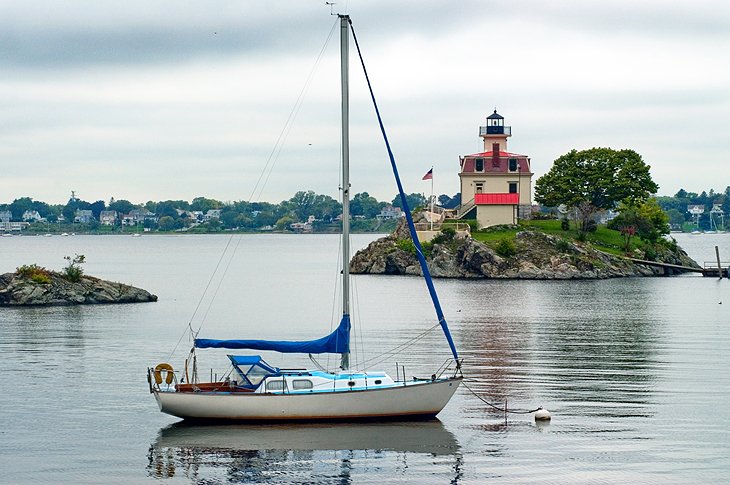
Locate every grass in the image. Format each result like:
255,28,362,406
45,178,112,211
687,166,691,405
469,219,637,255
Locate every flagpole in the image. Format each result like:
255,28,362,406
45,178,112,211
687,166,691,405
430,166,434,231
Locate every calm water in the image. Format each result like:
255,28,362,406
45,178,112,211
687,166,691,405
1,233,728,484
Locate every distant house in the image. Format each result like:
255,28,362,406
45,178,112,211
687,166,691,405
204,209,222,221
99,210,118,225
123,209,158,225
1,221,29,232
22,210,44,222
290,221,313,232
0,210,12,223
74,209,94,223
687,205,705,215
376,205,404,220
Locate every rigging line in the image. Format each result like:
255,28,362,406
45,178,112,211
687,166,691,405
461,380,543,415
248,18,338,202
167,234,237,359
351,254,365,369
194,239,239,337
189,21,339,339
348,19,459,361
359,322,442,370
327,229,344,372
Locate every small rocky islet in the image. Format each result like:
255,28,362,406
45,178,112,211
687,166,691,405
350,221,699,279
0,270,157,306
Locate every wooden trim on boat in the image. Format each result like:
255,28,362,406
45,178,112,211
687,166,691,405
175,382,255,393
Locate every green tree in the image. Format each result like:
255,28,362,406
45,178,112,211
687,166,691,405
665,208,685,228
109,199,137,214
609,199,669,252
275,215,295,231
158,216,176,231
190,197,222,212
392,193,426,211
286,191,317,221
535,148,659,233
351,192,384,218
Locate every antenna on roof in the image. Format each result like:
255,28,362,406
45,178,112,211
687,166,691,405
325,2,336,15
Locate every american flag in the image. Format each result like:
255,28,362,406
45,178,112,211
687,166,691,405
422,168,433,180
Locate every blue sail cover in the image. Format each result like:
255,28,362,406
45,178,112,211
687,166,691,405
195,315,350,354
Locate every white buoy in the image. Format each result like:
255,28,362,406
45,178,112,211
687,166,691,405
534,408,551,421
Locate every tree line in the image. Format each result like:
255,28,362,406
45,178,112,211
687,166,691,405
1,191,461,232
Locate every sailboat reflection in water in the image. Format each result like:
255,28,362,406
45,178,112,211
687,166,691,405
147,421,463,482
146,15,463,421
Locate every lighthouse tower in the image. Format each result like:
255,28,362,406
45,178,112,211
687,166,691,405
457,110,533,228
480,109,511,152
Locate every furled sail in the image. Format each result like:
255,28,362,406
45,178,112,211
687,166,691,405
194,315,350,354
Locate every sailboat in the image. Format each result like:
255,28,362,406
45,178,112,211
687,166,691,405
147,15,462,421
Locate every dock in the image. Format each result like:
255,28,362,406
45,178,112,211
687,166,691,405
629,259,729,277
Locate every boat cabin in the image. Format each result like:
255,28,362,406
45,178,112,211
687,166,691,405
229,355,280,389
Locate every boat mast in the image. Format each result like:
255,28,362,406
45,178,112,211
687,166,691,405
339,14,351,371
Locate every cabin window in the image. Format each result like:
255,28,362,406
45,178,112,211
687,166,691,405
475,158,484,172
292,379,313,390
509,182,518,194
266,380,285,391
374,379,382,385
509,158,518,171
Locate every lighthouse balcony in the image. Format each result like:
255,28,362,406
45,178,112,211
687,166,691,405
480,125,511,136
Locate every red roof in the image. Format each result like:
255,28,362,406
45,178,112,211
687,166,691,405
460,151,531,174
475,193,519,205
465,151,527,158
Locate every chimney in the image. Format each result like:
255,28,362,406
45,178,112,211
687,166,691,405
492,142,500,167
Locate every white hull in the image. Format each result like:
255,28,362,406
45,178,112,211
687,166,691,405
155,377,462,421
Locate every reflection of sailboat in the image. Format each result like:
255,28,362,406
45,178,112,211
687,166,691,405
146,15,462,421
148,421,462,482
153,420,459,454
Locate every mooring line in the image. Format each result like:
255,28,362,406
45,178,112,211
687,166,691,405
461,379,543,415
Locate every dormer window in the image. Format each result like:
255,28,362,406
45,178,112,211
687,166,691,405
475,158,484,172
509,158,518,172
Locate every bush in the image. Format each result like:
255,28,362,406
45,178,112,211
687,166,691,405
395,239,416,254
561,218,570,231
16,264,52,284
431,226,456,245
555,239,571,253
642,244,657,261
63,254,86,282
586,219,598,233
495,238,516,258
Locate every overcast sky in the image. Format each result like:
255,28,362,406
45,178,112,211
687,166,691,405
2,0,728,206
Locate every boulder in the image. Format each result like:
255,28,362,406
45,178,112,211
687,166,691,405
0,271,158,306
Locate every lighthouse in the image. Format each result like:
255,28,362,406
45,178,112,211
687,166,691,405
457,110,533,228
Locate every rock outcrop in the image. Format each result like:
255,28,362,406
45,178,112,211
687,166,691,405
350,224,700,279
0,271,158,306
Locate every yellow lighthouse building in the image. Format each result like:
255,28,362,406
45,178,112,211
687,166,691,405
457,110,533,228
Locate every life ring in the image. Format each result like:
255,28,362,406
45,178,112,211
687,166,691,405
154,363,174,385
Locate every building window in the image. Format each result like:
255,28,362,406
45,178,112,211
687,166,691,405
509,158,518,171
509,182,518,194
475,183,484,194
475,158,484,172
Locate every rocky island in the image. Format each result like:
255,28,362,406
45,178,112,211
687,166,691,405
350,221,699,279
0,266,157,306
